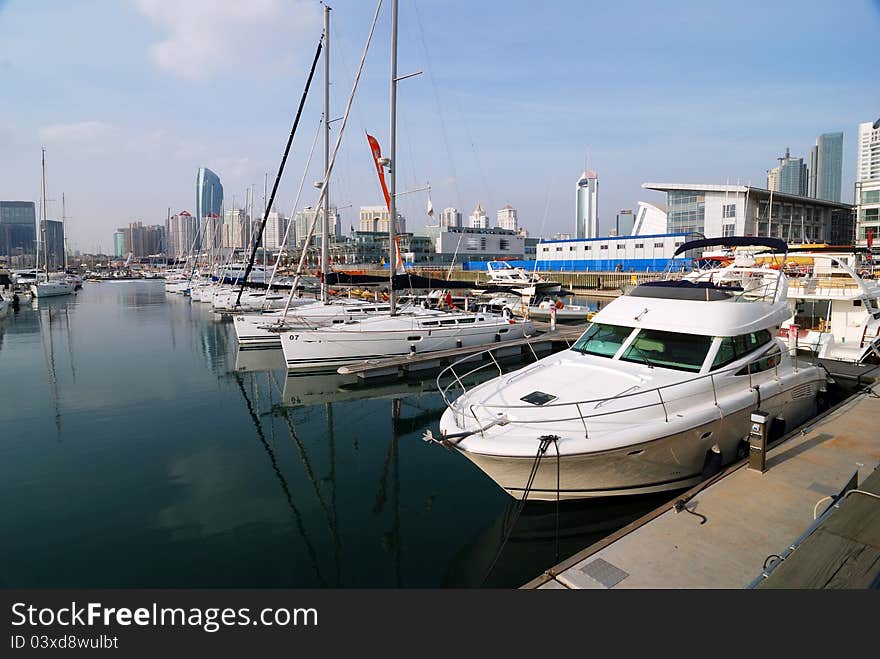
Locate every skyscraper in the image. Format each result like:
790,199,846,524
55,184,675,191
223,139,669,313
0,201,36,264
262,209,288,250
223,208,250,249
855,120,880,246
195,167,223,249
767,148,807,196
808,132,843,202
576,170,598,238
616,209,635,236
469,202,489,229
165,211,197,259
496,204,518,231
293,206,340,247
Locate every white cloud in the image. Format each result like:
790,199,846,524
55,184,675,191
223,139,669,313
134,0,321,80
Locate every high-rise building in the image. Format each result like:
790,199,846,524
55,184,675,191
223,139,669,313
576,170,599,238
165,211,197,259
113,231,125,258
439,207,461,228
262,209,288,250
195,167,223,249
358,205,405,234
767,148,807,196
468,202,489,229
223,208,250,250
293,206,340,247
0,201,36,264
808,132,844,202
616,209,635,236
39,219,65,271
855,120,880,246
496,204,518,231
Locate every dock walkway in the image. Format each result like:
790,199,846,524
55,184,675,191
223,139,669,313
523,384,880,589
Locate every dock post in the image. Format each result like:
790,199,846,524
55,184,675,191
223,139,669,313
748,410,771,473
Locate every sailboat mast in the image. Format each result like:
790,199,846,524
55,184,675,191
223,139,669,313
62,192,67,270
388,0,398,316
38,147,45,274
321,4,331,304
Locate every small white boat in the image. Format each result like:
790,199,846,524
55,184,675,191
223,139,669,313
0,296,9,319
527,298,594,322
431,237,827,500
478,261,561,297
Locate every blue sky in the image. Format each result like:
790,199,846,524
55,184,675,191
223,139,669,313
0,0,878,253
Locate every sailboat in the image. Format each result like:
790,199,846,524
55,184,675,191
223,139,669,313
31,149,74,299
280,0,533,371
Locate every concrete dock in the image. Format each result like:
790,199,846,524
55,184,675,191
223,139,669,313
523,384,880,589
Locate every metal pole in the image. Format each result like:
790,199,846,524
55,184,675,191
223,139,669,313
388,0,398,316
322,4,331,304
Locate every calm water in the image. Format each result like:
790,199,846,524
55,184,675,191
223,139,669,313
0,282,665,587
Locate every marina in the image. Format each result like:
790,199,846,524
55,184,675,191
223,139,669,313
1,0,878,602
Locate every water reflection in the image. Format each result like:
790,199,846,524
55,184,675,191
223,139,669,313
2,283,669,588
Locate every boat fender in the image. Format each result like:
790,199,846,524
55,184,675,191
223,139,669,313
752,384,761,409
701,444,723,479
502,306,512,320
555,299,564,309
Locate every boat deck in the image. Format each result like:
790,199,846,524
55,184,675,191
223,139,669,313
336,322,585,379
523,383,880,589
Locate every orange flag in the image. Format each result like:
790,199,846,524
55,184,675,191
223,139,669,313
366,133,391,212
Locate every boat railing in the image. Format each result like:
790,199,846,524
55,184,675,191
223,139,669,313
438,340,815,438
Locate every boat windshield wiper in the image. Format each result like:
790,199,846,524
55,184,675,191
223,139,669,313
627,344,655,369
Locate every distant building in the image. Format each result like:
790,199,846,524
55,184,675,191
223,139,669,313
643,182,853,244
262,209,288,250
468,202,489,229
0,200,36,265
496,204,518,231
39,219,65,271
358,205,405,234
196,167,223,250
165,211,197,259
293,205,341,247
809,132,844,202
433,225,524,262
223,208,250,250
440,207,461,228
616,209,635,236
767,148,807,196
115,222,164,258
576,170,599,239
551,233,572,241
632,201,668,236
536,233,689,272
855,120,880,246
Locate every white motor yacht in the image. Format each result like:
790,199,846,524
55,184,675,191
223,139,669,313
31,278,76,298
775,252,880,365
431,238,826,500
478,261,562,298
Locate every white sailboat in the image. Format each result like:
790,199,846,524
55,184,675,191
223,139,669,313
430,238,827,500
279,0,534,371
31,149,75,299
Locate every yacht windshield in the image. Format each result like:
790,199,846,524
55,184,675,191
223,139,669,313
571,323,634,358
620,328,712,372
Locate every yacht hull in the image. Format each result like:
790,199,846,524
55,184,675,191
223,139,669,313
449,376,823,500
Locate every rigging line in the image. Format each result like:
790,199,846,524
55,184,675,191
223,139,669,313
264,116,324,302
278,0,385,321
236,33,325,308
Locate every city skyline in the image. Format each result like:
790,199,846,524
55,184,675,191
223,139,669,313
0,0,878,252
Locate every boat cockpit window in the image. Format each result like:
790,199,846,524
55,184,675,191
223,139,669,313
619,329,712,372
736,343,782,375
571,323,633,358
712,329,773,370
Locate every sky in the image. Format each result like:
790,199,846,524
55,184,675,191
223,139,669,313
0,0,878,253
